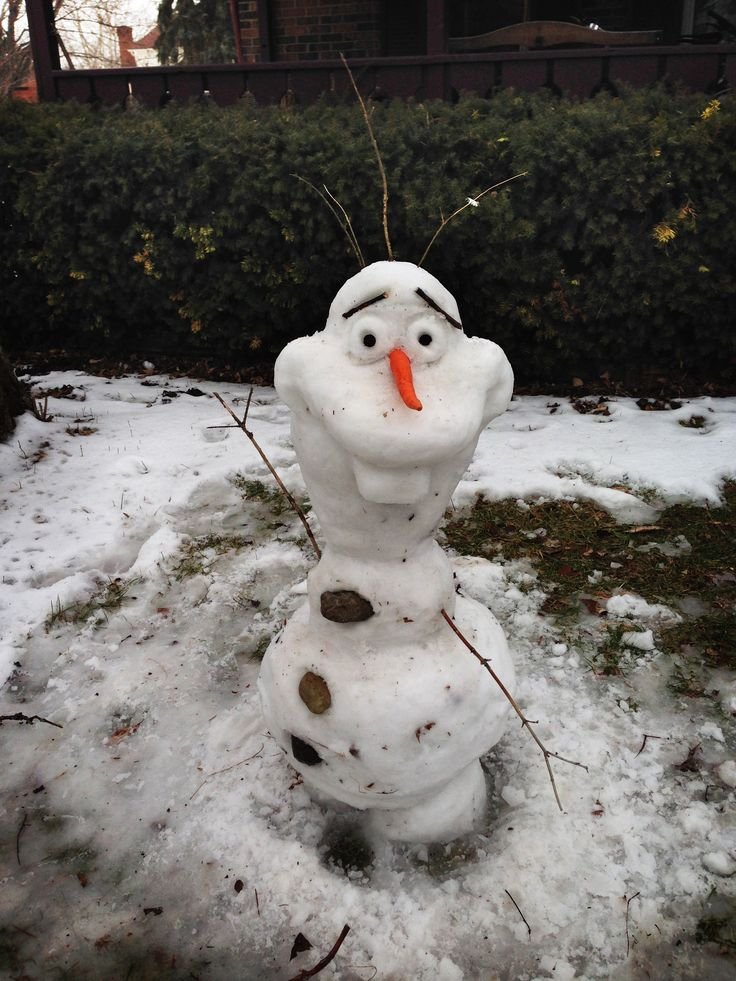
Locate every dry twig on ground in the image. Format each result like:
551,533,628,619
287,924,351,981
1,712,62,729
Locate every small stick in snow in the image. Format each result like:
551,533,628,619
635,733,663,757
189,744,264,801
287,924,351,981
0,712,62,729
625,892,640,956
213,392,321,560
16,812,28,865
505,889,531,938
254,887,260,916
440,609,588,811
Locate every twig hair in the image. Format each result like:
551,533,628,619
340,53,394,261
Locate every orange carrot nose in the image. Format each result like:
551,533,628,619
388,348,423,411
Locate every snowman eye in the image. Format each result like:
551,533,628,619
418,333,433,347
348,314,387,362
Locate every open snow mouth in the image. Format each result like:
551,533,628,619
351,456,431,503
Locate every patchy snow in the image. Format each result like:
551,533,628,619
1,372,735,979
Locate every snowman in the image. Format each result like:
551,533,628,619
259,260,515,842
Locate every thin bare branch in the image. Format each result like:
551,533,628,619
418,172,528,267
1,712,63,729
625,892,640,956
287,924,351,981
440,608,587,810
213,392,321,560
190,744,264,800
293,174,365,268
16,811,27,865
340,53,393,261
322,184,367,268
635,733,663,757
505,889,531,938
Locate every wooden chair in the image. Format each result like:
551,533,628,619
448,21,663,53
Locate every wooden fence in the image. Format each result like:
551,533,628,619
28,46,735,108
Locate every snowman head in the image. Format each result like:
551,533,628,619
324,261,464,411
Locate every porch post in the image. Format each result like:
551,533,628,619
256,0,273,62
25,0,60,101
425,0,447,99
426,0,446,55
228,0,245,63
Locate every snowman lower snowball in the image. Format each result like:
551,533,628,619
258,260,515,842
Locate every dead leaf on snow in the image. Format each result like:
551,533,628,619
675,743,702,772
290,933,313,960
415,721,436,742
110,722,141,744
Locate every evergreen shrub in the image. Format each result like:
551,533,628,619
1,87,733,385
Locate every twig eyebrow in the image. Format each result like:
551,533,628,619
415,288,462,329
342,292,388,319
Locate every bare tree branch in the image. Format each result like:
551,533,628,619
418,172,528,267
340,53,393,261
213,392,321,560
440,608,587,810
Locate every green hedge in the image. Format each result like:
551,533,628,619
1,88,734,385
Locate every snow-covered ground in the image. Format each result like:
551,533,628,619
1,371,735,980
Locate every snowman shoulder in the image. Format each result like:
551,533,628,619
274,335,319,411
464,337,514,426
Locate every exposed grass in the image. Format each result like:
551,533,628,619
695,893,736,951
443,482,735,687
230,475,293,516
172,534,253,581
230,474,311,518
46,577,141,629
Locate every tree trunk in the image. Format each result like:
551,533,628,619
0,351,31,441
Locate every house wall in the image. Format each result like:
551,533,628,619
237,0,383,62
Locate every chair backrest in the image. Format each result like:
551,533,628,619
448,21,663,53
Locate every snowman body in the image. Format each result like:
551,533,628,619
258,261,515,842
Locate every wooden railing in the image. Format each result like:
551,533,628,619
36,44,734,107
448,21,664,52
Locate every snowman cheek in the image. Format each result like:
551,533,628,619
388,348,423,412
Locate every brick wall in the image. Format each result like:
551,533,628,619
237,1,262,61
238,0,383,62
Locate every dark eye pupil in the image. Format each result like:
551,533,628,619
419,333,433,346
363,333,376,348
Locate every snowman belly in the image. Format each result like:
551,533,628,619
259,594,514,811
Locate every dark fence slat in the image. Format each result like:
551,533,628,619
54,74,95,103
243,69,289,104
206,72,247,104
726,52,736,89
167,72,208,103
282,68,334,105
553,56,604,98
608,53,662,89
500,59,548,93
129,73,172,107
664,52,726,91
373,65,424,100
